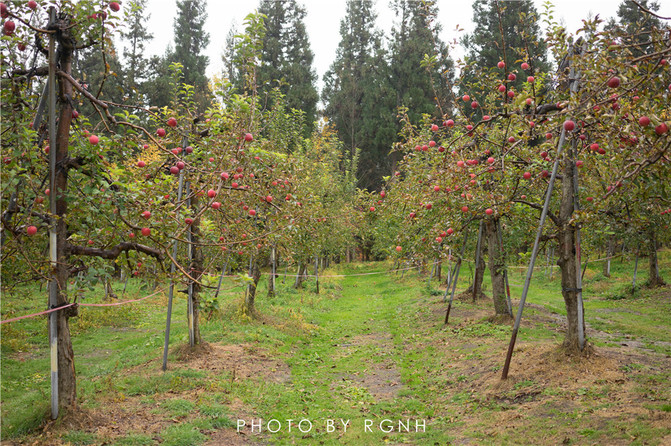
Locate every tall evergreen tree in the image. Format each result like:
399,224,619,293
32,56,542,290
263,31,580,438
389,0,454,125
171,0,211,110
121,0,153,104
460,0,549,113
607,0,662,56
322,0,397,191
257,0,318,136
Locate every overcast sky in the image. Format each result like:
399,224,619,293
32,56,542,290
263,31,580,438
134,0,671,93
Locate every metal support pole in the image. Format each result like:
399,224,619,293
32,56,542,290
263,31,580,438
162,157,187,371
444,228,470,324
186,181,195,347
502,45,580,379
214,256,229,299
571,133,586,350
472,220,484,301
314,255,319,294
47,7,59,420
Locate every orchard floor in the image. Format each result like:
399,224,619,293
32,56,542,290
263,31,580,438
1,252,671,445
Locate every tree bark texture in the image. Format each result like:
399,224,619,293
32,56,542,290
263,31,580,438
485,218,508,315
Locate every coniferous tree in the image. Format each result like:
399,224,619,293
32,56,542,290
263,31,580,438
171,0,212,110
389,0,454,125
323,0,396,191
607,0,662,56
120,0,153,105
257,0,318,136
74,41,125,127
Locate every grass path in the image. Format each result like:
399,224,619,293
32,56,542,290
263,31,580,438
2,254,671,445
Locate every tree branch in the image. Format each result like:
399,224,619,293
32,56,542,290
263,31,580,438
68,242,164,261
513,199,561,227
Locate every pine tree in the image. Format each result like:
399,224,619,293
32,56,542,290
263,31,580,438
322,0,397,191
121,0,153,104
171,0,211,110
607,0,662,56
461,0,549,109
389,0,454,125
257,0,318,136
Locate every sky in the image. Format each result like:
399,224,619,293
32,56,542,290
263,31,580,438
134,0,671,93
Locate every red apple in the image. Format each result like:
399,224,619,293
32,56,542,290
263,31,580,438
266,195,273,202
185,146,193,154
590,143,599,151
137,160,146,168
170,166,179,175
207,189,216,198
156,128,166,137
461,206,469,213
26,225,37,236
527,76,535,83
0,3,7,18
244,133,253,142
508,136,515,143
462,94,470,102
185,217,193,225
434,185,440,192
3,20,15,36
380,191,386,198
545,132,552,140
655,123,668,135
89,135,99,144
396,246,402,252
141,227,151,236
431,124,439,132
508,73,516,81
221,172,229,180
109,1,120,12
586,197,593,202
523,172,532,180
485,208,493,215
498,84,506,93
435,237,443,243
446,119,455,128
563,120,575,131
471,101,479,109
142,210,151,219
176,161,185,170
483,115,490,121
497,61,505,69
521,62,530,70
525,98,533,106
249,209,256,216
607,76,620,88
487,157,495,164
167,117,177,127
231,182,239,188
447,228,454,235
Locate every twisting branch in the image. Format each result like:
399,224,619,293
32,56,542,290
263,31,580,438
68,242,164,262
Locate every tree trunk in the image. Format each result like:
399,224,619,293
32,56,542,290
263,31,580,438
189,194,203,345
104,278,117,300
267,245,276,298
293,263,306,289
245,257,261,315
485,218,508,316
647,229,665,287
556,152,586,352
53,22,77,409
465,250,485,299
603,236,614,277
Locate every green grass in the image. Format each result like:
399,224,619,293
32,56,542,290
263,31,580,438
2,251,670,444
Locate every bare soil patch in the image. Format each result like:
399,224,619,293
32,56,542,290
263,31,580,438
11,342,285,445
